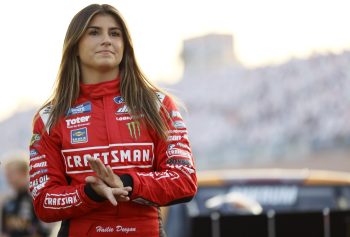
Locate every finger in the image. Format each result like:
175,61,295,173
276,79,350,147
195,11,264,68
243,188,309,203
89,157,106,177
111,188,129,197
85,176,98,184
105,190,118,206
123,186,132,192
87,157,99,173
106,165,114,177
95,158,109,178
119,195,130,200
107,167,123,188
117,196,130,202
106,165,119,187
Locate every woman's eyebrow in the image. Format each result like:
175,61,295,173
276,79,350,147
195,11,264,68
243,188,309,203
87,26,121,30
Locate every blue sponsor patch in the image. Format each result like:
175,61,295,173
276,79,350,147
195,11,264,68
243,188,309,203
30,149,39,157
113,96,125,104
71,127,88,144
67,102,91,116
30,169,48,178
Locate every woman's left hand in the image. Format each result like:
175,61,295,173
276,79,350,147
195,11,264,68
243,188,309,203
87,157,124,188
85,176,131,205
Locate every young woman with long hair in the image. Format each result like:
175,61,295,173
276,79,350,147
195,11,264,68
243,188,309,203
29,4,197,237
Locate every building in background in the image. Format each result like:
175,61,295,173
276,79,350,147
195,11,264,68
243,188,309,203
181,34,240,77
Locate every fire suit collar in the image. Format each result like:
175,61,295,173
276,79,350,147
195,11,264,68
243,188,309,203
80,77,120,99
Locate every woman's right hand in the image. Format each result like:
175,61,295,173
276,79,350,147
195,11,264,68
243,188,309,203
85,176,132,206
87,157,124,188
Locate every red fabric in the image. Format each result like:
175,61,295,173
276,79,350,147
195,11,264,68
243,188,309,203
29,78,197,236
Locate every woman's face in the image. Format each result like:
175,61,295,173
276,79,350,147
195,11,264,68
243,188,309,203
78,14,124,73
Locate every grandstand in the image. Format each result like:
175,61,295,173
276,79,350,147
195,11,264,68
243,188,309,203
170,33,350,170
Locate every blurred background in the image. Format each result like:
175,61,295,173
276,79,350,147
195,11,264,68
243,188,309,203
1,0,350,222
1,0,350,185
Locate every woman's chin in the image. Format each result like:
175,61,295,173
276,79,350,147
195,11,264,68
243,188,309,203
95,63,119,72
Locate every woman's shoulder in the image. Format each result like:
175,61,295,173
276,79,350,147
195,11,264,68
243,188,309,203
32,105,52,127
38,105,52,125
155,91,166,103
155,90,182,111
33,105,59,136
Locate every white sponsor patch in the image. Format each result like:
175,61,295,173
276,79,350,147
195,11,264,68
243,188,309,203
30,169,48,178
173,121,186,129
30,175,49,189
43,190,82,209
116,105,129,114
167,148,192,159
30,161,47,170
61,143,154,174
115,116,133,121
31,180,48,199
170,110,183,119
30,154,46,162
137,170,180,180
167,134,188,141
66,115,91,128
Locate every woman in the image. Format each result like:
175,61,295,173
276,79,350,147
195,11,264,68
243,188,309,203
29,4,197,237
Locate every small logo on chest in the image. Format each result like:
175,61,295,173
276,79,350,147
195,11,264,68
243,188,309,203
71,127,88,144
113,96,125,104
66,115,91,128
126,121,141,139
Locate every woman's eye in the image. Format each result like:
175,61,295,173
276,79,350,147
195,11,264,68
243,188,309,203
88,30,98,36
110,31,121,37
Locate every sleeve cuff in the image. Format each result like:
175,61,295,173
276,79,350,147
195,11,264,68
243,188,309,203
120,174,134,197
84,183,105,202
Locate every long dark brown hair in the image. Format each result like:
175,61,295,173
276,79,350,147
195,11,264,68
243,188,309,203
39,4,172,139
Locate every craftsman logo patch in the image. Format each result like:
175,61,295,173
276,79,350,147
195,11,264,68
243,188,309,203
71,127,88,144
61,143,154,174
44,190,82,209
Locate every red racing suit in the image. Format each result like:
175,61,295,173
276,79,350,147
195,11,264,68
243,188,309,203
29,78,197,237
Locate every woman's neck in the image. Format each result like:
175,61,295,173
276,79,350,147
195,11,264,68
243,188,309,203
81,67,119,84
